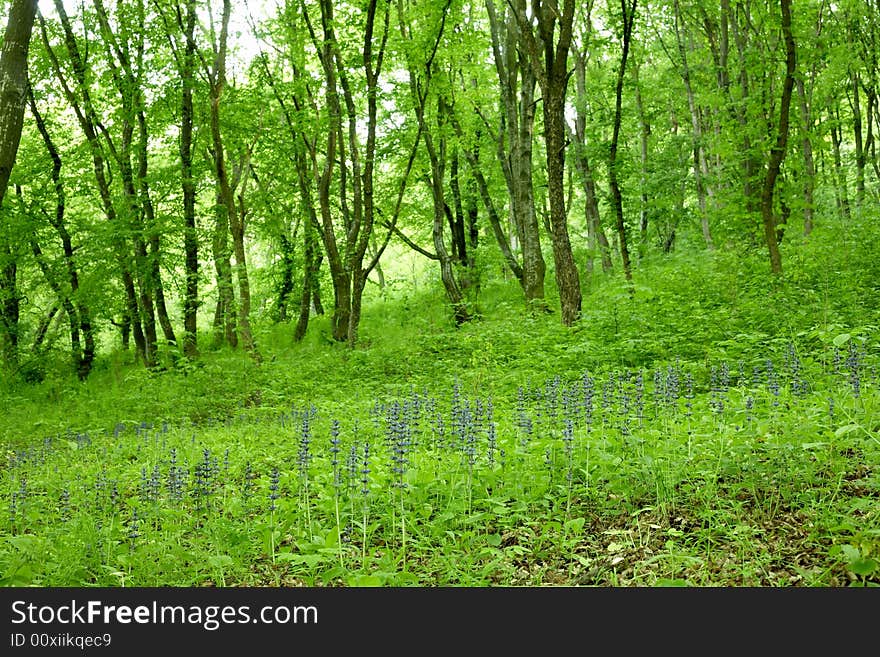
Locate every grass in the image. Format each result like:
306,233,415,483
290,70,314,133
1,216,879,587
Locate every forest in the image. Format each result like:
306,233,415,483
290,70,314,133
0,0,878,587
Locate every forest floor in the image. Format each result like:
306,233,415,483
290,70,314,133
1,221,879,586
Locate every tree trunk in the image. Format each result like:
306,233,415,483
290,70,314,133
452,118,524,283
830,105,851,220
206,0,255,355
633,62,650,251
0,248,18,368
673,0,714,250
609,0,638,285
231,178,260,360
31,303,58,354
515,0,582,325
0,0,37,208
729,1,762,215
485,0,546,306
850,71,866,210
211,213,238,349
28,88,95,379
175,0,199,358
429,155,471,324
0,0,38,369
570,44,612,278
760,0,796,276
43,3,150,366
795,77,815,236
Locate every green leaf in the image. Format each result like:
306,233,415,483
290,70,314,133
207,554,234,570
2,563,33,586
834,424,861,438
7,535,38,552
849,558,877,577
275,553,326,568
486,533,502,547
840,544,861,562
655,578,689,587
349,574,383,586
565,517,586,534
832,333,851,347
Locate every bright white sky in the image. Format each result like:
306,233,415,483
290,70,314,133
46,0,278,62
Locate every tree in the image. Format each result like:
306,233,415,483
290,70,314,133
760,0,796,275
568,29,613,281
398,0,473,324
671,0,714,250
297,0,420,345
608,0,639,284
0,0,36,207
154,0,200,358
0,0,38,368
40,0,167,367
484,0,546,306
26,87,95,379
200,0,261,358
514,0,582,326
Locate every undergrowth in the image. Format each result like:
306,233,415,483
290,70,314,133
1,218,879,586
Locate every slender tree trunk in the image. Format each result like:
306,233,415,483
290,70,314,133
0,0,36,208
211,211,238,348
609,0,638,285
674,0,714,250
176,0,199,358
729,1,762,215
206,0,255,355
485,0,546,305
796,77,815,236
28,88,95,379
516,0,582,325
31,303,58,354
570,44,612,276
0,0,38,369
633,62,650,251
93,0,162,366
418,103,471,323
830,105,851,220
428,141,471,324
760,0,796,276
0,248,18,367
44,3,150,366
864,89,879,197
311,1,347,342
452,118,524,283
294,216,321,343
545,90,582,323
367,236,385,289
231,176,260,360
275,231,295,323
850,70,866,210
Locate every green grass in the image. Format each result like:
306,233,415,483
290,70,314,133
1,217,879,587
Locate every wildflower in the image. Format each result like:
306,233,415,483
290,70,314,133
330,419,342,491
766,359,780,407
360,441,371,498
846,342,862,398
128,510,141,550
167,448,185,502
269,467,280,512
297,413,313,484
59,487,71,522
